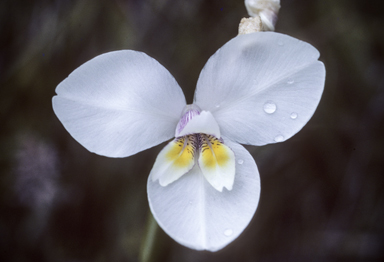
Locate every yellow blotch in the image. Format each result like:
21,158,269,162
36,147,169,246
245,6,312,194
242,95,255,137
201,137,230,169
212,142,230,166
165,137,194,168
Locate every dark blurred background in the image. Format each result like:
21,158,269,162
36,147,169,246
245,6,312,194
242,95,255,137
1,0,384,261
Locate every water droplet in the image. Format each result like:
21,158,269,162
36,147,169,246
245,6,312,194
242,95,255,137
290,112,298,119
287,79,294,84
237,159,244,165
263,101,276,114
278,41,284,46
189,201,193,205
274,135,284,142
224,229,233,237
215,104,220,108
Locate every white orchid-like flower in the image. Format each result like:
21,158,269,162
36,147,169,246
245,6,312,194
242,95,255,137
53,32,325,251
245,0,281,31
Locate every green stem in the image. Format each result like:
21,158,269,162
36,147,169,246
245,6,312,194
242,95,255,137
139,212,159,262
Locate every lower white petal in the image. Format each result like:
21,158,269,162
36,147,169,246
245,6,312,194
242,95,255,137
147,138,260,251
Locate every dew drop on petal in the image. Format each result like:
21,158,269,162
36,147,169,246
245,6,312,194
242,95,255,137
263,101,276,114
274,135,284,142
224,229,233,237
290,112,298,119
189,201,193,205
287,79,294,84
237,159,244,165
215,104,220,108
278,41,284,46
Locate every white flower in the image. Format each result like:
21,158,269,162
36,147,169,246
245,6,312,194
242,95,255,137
245,0,281,31
52,32,325,251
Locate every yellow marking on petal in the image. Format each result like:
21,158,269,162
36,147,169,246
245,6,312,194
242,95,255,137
165,136,196,168
198,134,236,192
200,135,231,168
150,135,197,186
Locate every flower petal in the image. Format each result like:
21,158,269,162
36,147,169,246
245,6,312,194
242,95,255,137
147,138,260,251
53,50,186,157
198,134,235,192
194,32,325,146
177,111,220,138
150,135,197,186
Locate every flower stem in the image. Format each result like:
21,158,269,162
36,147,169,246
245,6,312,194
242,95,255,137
139,211,159,262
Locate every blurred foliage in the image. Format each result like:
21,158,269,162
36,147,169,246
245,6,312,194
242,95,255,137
1,0,384,261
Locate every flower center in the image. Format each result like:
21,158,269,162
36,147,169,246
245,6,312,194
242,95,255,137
150,104,236,192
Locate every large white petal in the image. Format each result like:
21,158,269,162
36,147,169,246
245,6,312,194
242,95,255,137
147,138,260,251
53,50,186,157
194,32,325,146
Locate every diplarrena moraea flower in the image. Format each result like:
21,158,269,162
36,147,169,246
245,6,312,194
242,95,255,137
53,32,325,251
